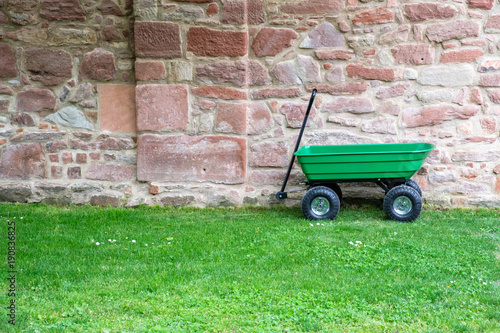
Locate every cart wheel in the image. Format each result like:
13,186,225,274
405,179,422,197
310,183,343,203
301,186,340,221
383,185,422,222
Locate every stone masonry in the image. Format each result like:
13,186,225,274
1,0,500,208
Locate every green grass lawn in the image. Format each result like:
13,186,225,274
0,202,498,332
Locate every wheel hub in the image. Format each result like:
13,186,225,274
393,196,412,215
311,196,330,216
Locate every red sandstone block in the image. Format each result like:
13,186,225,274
136,84,189,132
376,82,411,99
280,102,315,128
352,7,394,25
215,102,247,135
403,3,456,22
485,15,500,32
135,22,182,59
468,0,494,10
392,44,434,65
135,61,167,81
79,48,117,81
137,134,246,184
310,82,370,95
51,166,62,179
16,88,56,112
67,167,81,179
440,48,485,63
402,105,480,128
346,64,395,81
49,154,59,163
280,0,344,15
76,153,87,164
251,88,301,100
480,73,500,87
247,102,273,135
323,97,374,114
100,84,137,133
250,141,289,167
40,0,85,21
86,164,135,181
315,49,354,60
496,176,500,193
187,27,248,57
252,27,298,57
192,86,247,100
426,21,479,43
62,152,73,164
0,143,45,179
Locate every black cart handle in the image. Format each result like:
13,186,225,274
276,88,317,201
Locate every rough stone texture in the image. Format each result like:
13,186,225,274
215,102,247,135
250,141,288,167
418,65,475,87
135,22,182,59
251,88,301,100
17,88,56,112
440,49,485,64
247,102,273,135
135,61,167,81
402,105,480,128
100,0,125,16
346,64,395,81
392,44,434,65
40,0,86,21
280,102,315,128
0,184,31,203
90,194,121,207
0,143,45,179
468,0,494,10
79,48,117,81
12,113,35,127
361,118,397,135
86,164,135,182
192,86,247,100
0,43,17,78
187,27,248,57
323,98,374,114
478,59,500,73
273,55,321,85
100,84,137,133
352,8,394,26
280,0,344,15
137,135,246,184
45,106,95,130
136,84,189,132
376,82,411,99
252,28,298,57
485,15,500,33
197,60,271,87
300,22,345,49
426,21,479,43
403,3,456,22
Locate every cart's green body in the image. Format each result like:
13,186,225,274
295,143,435,183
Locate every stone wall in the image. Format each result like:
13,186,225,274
1,0,500,208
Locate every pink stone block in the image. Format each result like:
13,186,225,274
100,84,137,133
136,84,189,132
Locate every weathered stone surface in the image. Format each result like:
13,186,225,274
135,22,182,59
440,49,485,63
272,55,321,85
24,131,66,141
68,166,81,179
98,137,135,150
69,83,93,103
479,73,500,87
379,25,410,45
90,194,121,207
40,0,85,21
103,26,122,41
323,97,374,114
251,87,301,100
207,3,218,16
418,65,475,87
312,82,369,95
45,141,68,153
100,84,136,133
164,5,205,20
247,0,266,25
280,0,344,15
196,60,271,87
47,26,97,46
160,195,196,207
468,0,494,10
478,59,500,73
17,88,56,112
136,84,188,132
485,15,500,33
0,99,10,112
426,21,479,43
12,113,35,127
187,27,247,57
361,118,397,135
451,151,500,162
0,85,14,96
133,0,157,19
25,48,72,86
300,22,345,48
315,50,354,60
86,164,135,182
0,184,31,203
352,7,394,25
376,82,411,99
215,102,247,135
402,105,480,128
305,130,377,145
487,89,500,104
392,44,434,65
252,27,298,57
247,102,273,135
346,64,395,81
403,3,456,22
137,134,246,184
221,0,245,24
0,43,17,78
280,102,315,128
135,61,166,81
0,11,9,24
192,86,247,100
79,48,117,81
250,141,288,167
416,89,453,103
0,143,45,179
45,106,94,130
100,0,124,16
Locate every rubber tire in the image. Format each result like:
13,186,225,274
383,185,422,222
310,183,343,203
301,186,341,221
405,179,422,197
